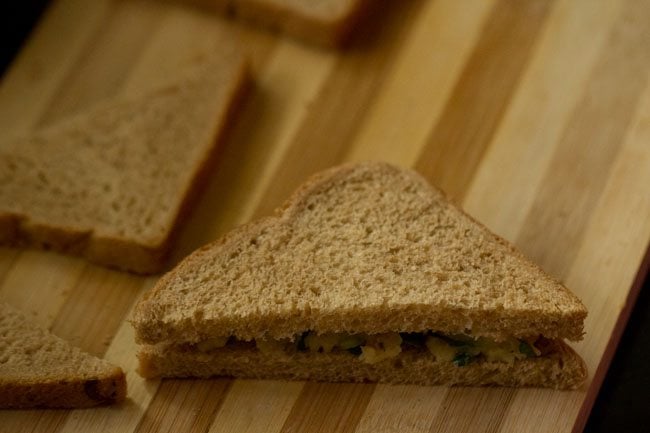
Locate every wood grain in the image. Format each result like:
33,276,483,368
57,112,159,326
1,0,650,432
415,0,554,201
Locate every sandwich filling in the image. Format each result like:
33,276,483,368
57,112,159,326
189,332,550,366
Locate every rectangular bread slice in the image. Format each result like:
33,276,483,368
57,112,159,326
0,49,249,274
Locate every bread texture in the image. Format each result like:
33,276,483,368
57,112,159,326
0,303,126,408
137,339,587,390
0,49,249,274
132,162,587,344
197,0,369,46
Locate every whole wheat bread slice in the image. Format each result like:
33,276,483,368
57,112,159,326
0,304,126,408
0,49,249,274
133,162,587,345
137,338,587,389
193,0,369,46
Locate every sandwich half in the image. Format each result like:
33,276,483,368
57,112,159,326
132,162,588,389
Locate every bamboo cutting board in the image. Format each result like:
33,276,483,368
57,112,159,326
1,0,650,432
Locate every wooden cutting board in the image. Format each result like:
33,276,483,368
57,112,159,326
1,0,649,431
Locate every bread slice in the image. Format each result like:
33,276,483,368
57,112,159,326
138,339,587,389
203,0,369,46
0,303,126,408
0,49,249,274
131,161,588,388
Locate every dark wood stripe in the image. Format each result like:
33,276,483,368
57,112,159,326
415,0,554,201
0,248,19,287
252,0,426,219
428,388,515,433
133,379,232,433
279,382,375,433
515,0,650,278
0,410,68,433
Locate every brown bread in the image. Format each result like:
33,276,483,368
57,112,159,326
0,303,126,408
0,49,249,274
132,162,588,389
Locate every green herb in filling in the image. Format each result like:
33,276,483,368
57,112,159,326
452,352,476,367
518,341,537,357
339,335,365,350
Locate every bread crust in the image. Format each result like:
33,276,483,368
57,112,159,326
0,367,126,409
0,303,127,408
137,339,587,390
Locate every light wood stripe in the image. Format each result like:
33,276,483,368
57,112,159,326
50,267,142,356
354,386,448,433
0,252,86,327
133,379,232,433
500,389,583,433
463,0,623,241
515,0,650,278
415,0,555,201
279,383,375,433
502,50,650,433
208,380,304,433
428,388,515,433
57,280,160,433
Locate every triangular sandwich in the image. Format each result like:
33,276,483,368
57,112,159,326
132,162,588,389
0,303,126,408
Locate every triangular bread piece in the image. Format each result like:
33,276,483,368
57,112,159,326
132,162,588,388
0,48,248,274
0,303,126,408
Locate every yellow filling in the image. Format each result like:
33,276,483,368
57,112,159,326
194,331,543,366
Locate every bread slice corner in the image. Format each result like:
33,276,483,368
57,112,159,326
0,48,249,274
0,303,126,408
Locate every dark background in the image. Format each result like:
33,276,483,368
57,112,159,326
1,2,649,432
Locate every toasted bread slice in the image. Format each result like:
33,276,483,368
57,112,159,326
0,49,249,274
0,303,126,408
